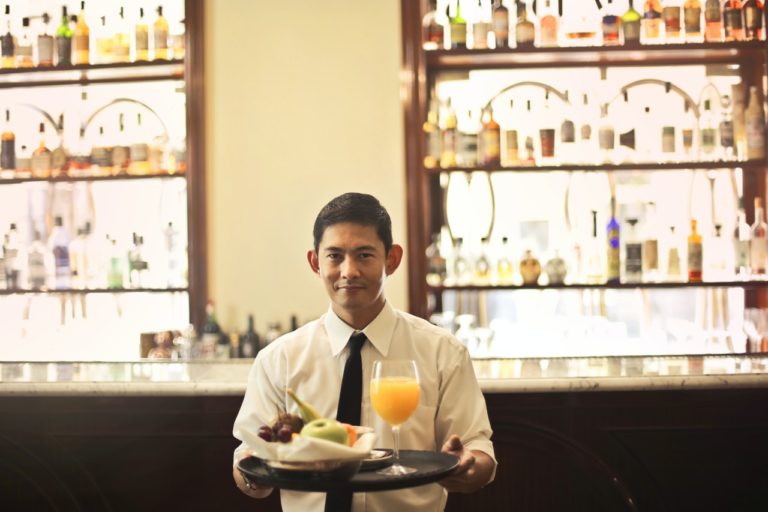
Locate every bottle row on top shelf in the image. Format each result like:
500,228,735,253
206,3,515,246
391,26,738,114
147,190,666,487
0,215,187,293
426,197,768,288
423,0,766,52
425,81,766,171
0,2,183,70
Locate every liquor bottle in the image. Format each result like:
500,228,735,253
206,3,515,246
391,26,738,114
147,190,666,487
684,0,703,41
69,227,85,289
201,300,223,359
538,93,556,162
743,0,764,39
239,314,260,359
578,94,596,163
497,236,515,284
31,123,52,179
129,113,150,174
440,98,458,168
3,223,20,289
598,104,616,163
502,100,519,165
734,200,751,276
515,0,535,48
49,216,71,289
422,0,444,50
667,226,683,280
480,106,501,166
751,197,768,274
538,0,559,47
128,233,148,288
423,98,440,169
699,99,718,160
16,17,33,68
623,218,643,283
586,210,605,283
559,91,576,164
113,7,130,62
642,202,660,281
475,237,491,284
706,224,731,279
731,84,748,160
106,236,124,288
723,0,746,40
745,86,766,160
1,109,14,172
1,5,14,69
623,0,643,44
687,219,703,282
73,1,89,65
643,0,664,42
135,7,149,61
661,126,676,159
457,109,479,167
27,231,48,289
606,198,621,284
602,0,622,46
15,144,30,178
112,113,129,174
164,221,185,287
453,238,472,285
663,0,683,41
681,100,696,157
719,95,736,160
704,0,723,40
472,0,491,50
450,0,468,49
522,99,536,165
153,6,170,60
55,6,72,66
51,114,69,178
37,13,54,67
92,16,111,64
492,0,510,48
425,232,447,286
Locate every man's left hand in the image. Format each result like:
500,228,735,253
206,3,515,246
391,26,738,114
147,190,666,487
438,434,494,493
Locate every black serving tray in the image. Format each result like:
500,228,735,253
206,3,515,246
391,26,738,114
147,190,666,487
238,450,459,493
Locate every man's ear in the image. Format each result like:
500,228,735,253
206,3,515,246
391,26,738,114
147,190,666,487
307,249,320,274
385,244,404,275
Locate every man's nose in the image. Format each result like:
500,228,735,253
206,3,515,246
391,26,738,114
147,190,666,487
341,257,361,278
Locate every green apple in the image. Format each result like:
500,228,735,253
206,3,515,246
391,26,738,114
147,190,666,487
300,419,349,445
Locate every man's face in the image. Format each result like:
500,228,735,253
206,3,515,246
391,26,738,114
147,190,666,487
308,222,402,325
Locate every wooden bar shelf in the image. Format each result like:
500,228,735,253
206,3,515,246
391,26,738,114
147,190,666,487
430,280,768,291
0,287,189,296
0,172,186,186
427,159,766,174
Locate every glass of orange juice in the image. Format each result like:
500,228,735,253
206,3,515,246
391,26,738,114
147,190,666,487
370,359,420,475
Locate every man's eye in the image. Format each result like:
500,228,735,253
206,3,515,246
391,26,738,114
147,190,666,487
359,253,373,259
327,253,341,260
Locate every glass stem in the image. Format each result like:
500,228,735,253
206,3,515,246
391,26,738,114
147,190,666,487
392,425,401,465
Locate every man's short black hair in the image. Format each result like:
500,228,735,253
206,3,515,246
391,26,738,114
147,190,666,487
313,193,393,253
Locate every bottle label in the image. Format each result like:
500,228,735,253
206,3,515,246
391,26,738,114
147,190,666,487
602,15,620,40
701,128,716,150
719,120,734,148
607,228,620,280
52,147,67,170
539,128,555,157
493,13,509,39
747,117,766,154
458,132,478,166
1,34,14,58
28,252,46,287
481,129,500,163
112,145,129,168
154,29,169,50
56,37,72,65
53,245,70,273
136,32,149,52
450,22,467,46
1,139,15,169
38,35,54,64
684,7,702,33
625,242,643,274
751,239,767,272
745,7,762,31
682,128,694,151
725,9,744,30
662,127,676,153
442,129,457,153
705,4,721,22
687,242,703,273
130,143,149,162
623,20,641,41
561,120,575,143
73,34,89,53
426,131,440,161
31,152,52,176
516,24,535,45
599,127,615,150
580,123,592,141
663,7,681,32
735,239,750,271
644,9,661,20
643,239,659,271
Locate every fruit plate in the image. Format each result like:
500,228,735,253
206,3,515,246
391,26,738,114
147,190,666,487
262,458,362,480
238,450,459,493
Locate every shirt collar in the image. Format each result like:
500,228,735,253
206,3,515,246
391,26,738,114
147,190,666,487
324,301,397,357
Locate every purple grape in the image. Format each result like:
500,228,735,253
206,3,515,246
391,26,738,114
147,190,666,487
277,425,293,443
258,425,274,442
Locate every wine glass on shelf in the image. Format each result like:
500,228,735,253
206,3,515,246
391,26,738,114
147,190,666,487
370,359,420,475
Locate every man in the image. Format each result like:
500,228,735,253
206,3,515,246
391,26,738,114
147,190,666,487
233,192,496,511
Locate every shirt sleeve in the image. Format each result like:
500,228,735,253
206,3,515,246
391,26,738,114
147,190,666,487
435,340,497,476
232,346,287,466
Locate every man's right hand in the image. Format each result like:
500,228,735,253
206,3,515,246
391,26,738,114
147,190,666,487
233,451,274,499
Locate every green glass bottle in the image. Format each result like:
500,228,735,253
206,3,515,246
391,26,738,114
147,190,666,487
622,0,642,44
449,1,467,49
55,6,73,66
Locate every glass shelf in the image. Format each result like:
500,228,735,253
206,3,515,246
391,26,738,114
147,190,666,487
0,59,184,89
0,171,186,186
0,287,189,296
427,41,766,70
429,280,768,291
427,159,766,174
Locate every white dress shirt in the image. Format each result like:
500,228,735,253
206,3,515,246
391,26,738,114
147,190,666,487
233,301,496,512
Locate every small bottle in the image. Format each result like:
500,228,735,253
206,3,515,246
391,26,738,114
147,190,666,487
28,231,48,289
742,0,764,40
642,0,664,43
642,202,660,281
31,123,53,179
681,100,696,158
598,104,615,163
606,198,621,284
703,0,722,41
663,0,683,41
492,0,510,48
113,7,130,63
16,17,33,68
622,0,643,44
73,1,90,65
623,221,645,281
440,98,458,168
687,219,703,282
0,4,14,69
449,1,467,49
49,216,71,289
474,237,491,284
602,0,622,46
683,0,703,41
559,92,576,164
480,107,501,166
239,314,260,359
1,109,15,173
94,16,113,64
471,0,491,50
3,223,20,289
423,98,440,169
153,6,170,60
699,99,718,160
55,6,73,66
164,221,185,287
519,249,541,285
750,197,768,275
37,13,55,67
538,93,556,162
128,232,148,288
129,113,150,174
422,0,444,50
586,210,605,283
515,1,536,48
112,113,129,174
51,114,69,178
106,236,124,288
719,95,736,160
732,84,748,159
201,300,223,359
496,236,515,284
425,232,447,286
457,110,479,167
745,86,766,160
453,238,471,285
578,94,597,163
734,201,752,276
538,0,559,47
706,224,732,280
69,228,85,289
722,0,745,41
135,7,149,61
667,226,683,280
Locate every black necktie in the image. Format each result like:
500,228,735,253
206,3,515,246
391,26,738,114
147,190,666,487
325,332,366,512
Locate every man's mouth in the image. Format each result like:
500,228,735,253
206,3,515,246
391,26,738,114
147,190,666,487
337,283,365,290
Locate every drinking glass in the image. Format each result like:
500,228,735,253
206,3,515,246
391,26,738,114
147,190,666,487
370,359,420,475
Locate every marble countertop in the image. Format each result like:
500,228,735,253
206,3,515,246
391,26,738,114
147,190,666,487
1,355,767,396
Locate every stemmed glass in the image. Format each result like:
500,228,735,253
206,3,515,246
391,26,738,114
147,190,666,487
370,359,420,475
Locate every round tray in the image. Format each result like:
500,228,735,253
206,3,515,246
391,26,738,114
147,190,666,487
238,450,459,493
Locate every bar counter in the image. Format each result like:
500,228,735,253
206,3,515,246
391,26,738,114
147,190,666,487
2,356,767,511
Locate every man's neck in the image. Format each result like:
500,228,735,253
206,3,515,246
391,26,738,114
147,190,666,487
332,300,386,331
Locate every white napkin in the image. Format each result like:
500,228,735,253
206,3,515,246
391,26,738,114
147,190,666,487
237,427,377,462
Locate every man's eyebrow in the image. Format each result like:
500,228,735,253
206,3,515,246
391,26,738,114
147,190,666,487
323,245,378,253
